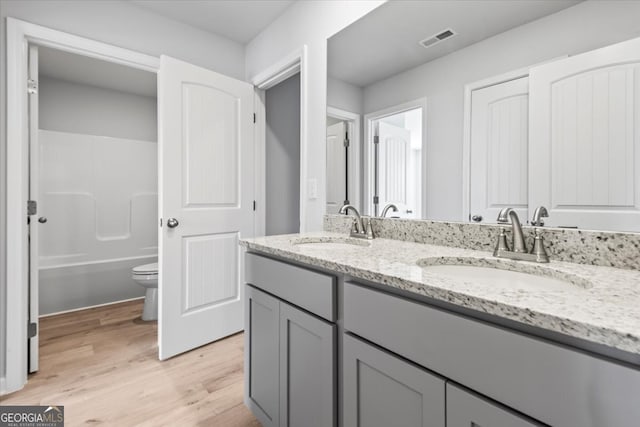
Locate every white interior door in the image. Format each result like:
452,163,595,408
158,55,254,360
377,122,413,218
28,44,39,373
326,121,346,214
529,36,640,231
469,76,529,224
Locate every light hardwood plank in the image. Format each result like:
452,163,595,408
0,300,260,427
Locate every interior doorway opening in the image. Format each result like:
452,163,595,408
28,44,159,373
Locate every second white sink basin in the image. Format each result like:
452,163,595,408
417,258,591,292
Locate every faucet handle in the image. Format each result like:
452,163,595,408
364,217,374,239
530,229,550,262
531,206,549,227
493,227,510,256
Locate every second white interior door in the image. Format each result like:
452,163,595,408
159,55,255,360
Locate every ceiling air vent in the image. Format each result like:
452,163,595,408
419,28,457,49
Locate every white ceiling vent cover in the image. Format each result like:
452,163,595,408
419,28,457,49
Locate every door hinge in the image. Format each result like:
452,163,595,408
253,113,256,123
253,200,256,211
344,138,350,148
373,196,379,205
159,218,163,227
27,79,38,95
373,135,379,145
27,200,37,216
28,322,37,338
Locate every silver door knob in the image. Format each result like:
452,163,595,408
38,217,47,224
167,218,179,228
471,215,483,222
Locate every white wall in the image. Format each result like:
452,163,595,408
266,74,301,235
40,77,157,142
246,0,385,232
0,0,245,388
362,1,640,221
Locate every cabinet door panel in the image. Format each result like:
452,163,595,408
447,384,543,427
245,285,280,427
280,302,336,427
343,334,445,427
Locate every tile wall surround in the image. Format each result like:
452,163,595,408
324,214,640,271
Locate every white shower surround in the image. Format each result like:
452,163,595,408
38,130,158,314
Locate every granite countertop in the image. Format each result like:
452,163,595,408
240,232,640,356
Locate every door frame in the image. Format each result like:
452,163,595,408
250,46,308,235
5,17,159,395
363,98,427,217
326,106,361,212
461,57,567,222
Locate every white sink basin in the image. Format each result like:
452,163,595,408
291,236,371,250
417,258,591,292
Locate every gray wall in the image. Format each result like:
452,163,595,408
363,1,640,221
327,76,363,114
265,74,301,235
40,77,157,142
1,0,245,384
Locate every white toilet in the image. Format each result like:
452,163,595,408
132,262,158,321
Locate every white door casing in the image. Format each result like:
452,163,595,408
27,44,39,373
529,36,640,231
326,121,347,214
469,76,529,224
158,55,255,360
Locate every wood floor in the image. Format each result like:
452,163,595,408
0,299,261,427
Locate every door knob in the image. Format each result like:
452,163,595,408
167,218,179,228
38,217,47,224
471,215,483,222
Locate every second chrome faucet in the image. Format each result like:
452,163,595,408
494,207,549,263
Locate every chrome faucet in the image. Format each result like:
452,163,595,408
494,207,549,263
497,208,527,253
380,203,399,218
531,206,549,227
339,204,373,239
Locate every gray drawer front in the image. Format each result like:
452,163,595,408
447,383,542,427
246,252,336,321
344,282,640,427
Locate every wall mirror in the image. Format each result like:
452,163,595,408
326,0,640,232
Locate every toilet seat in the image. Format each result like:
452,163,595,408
132,262,158,275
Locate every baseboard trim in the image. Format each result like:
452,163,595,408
39,296,145,318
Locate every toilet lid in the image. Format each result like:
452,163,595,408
133,262,158,274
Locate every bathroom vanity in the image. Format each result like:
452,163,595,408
241,220,640,427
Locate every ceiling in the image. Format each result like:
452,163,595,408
131,0,295,44
38,46,157,97
328,0,581,88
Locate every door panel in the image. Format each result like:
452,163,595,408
529,36,640,231
343,333,445,427
469,76,529,224
280,302,336,427
245,286,280,427
28,44,39,373
159,55,254,360
326,121,347,214
377,122,413,218
447,383,543,427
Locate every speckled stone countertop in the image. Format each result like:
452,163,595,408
240,232,640,356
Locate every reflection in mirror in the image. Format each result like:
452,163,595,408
327,0,640,231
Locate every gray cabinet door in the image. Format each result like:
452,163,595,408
245,285,280,427
280,301,336,427
446,383,543,427
343,334,445,427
